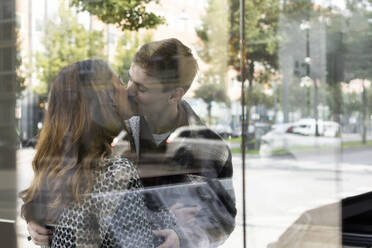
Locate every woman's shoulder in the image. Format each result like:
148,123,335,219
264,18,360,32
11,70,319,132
103,156,135,172
92,156,141,193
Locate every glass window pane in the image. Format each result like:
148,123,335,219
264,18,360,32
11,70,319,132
9,0,372,247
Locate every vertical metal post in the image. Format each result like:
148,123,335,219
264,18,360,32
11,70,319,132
240,0,247,247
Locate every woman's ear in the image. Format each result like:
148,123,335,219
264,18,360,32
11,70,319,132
168,87,185,104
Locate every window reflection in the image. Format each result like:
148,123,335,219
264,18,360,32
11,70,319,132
3,0,372,247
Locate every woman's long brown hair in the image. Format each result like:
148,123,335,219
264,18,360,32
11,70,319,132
20,59,124,224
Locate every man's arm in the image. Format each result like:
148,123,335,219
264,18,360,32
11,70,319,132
218,148,233,178
169,148,237,246
211,149,237,243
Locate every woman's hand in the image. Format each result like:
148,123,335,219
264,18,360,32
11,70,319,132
27,221,52,246
153,229,180,248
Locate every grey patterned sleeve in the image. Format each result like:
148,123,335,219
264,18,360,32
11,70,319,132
51,157,155,247
94,157,155,248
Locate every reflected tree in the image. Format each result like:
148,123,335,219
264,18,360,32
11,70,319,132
252,69,275,109
228,0,279,140
194,72,230,125
195,0,230,124
70,0,165,31
344,92,362,117
34,1,105,100
229,0,279,81
113,31,153,85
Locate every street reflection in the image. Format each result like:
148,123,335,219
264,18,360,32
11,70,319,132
3,0,372,247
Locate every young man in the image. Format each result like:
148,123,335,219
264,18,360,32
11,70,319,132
126,38,233,176
27,38,236,247
126,38,236,247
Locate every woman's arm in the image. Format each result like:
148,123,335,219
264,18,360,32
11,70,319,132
95,157,155,247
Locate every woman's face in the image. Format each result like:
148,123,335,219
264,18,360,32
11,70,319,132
111,71,135,120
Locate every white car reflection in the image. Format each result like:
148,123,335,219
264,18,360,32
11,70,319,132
111,130,130,155
165,126,229,167
291,119,340,137
260,121,341,157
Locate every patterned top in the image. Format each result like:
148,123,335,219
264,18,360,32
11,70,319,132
51,156,178,248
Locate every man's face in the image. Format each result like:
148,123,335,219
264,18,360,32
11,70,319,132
127,63,173,117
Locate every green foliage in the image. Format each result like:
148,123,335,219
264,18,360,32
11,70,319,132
196,0,229,77
228,0,280,127
197,0,281,120
113,31,152,85
248,83,274,109
34,1,105,99
194,72,230,124
70,0,165,31
194,74,230,106
245,68,276,109
195,0,230,124
344,92,362,116
229,0,280,76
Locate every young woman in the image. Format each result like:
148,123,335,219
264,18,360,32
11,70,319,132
20,59,180,247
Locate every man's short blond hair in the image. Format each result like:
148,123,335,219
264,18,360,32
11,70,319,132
133,38,198,92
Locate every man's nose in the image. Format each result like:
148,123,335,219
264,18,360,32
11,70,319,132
126,81,137,96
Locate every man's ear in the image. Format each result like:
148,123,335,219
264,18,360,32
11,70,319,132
168,87,185,104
